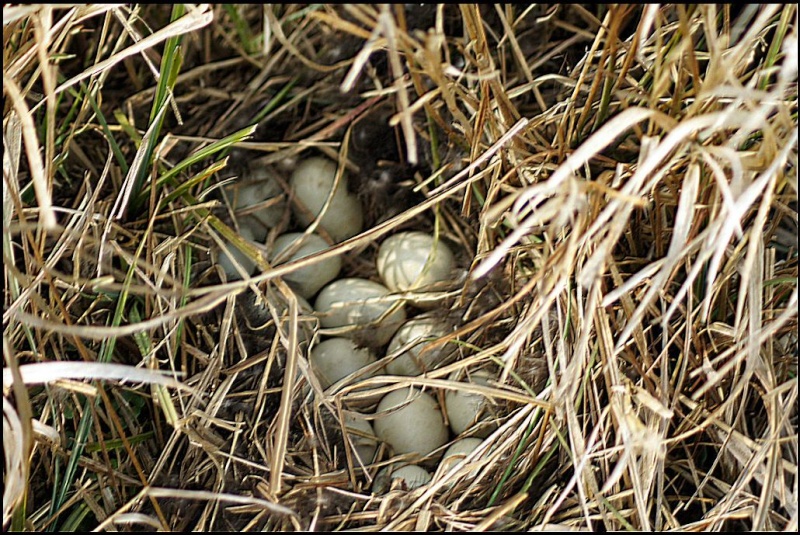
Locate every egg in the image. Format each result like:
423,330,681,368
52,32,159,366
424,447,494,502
217,224,259,280
343,413,378,465
444,371,498,437
309,337,377,390
314,278,406,346
376,231,455,293
439,437,483,474
373,464,432,493
385,316,450,376
290,156,364,242
226,168,285,242
270,232,342,298
374,387,449,458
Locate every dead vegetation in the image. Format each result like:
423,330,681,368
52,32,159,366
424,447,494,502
3,4,798,531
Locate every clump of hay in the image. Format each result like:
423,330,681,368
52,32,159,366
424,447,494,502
4,4,797,531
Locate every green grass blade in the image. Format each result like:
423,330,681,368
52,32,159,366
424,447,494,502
758,6,794,91
59,502,92,532
84,431,156,454
48,388,96,530
49,211,153,529
137,124,256,205
128,4,186,215
113,108,143,147
83,80,129,175
222,5,258,55
129,303,179,426
251,77,298,126
157,158,229,210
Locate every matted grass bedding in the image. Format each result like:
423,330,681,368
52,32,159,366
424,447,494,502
3,4,797,531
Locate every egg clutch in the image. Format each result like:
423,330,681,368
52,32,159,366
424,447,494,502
216,154,497,491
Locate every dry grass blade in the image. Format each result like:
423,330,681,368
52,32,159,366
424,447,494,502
1,362,194,393
54,5,213,96
8,288,234,340
3,78,56,230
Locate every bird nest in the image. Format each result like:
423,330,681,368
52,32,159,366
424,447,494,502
3,4,798,532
